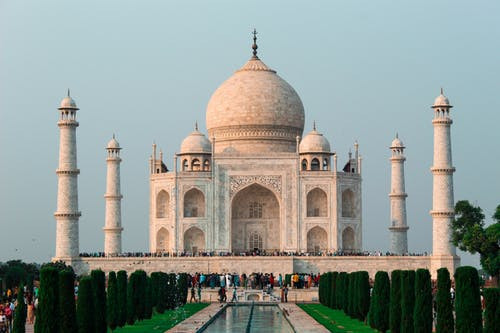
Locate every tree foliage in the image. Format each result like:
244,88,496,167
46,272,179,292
454,266,482,333
452,200,500,281
144,276,153,320
35,266,59,333
91,269,107,333
335,273,345,311
12,284,26,333
107,271,118,331
369,271,390,332
330,272,338,309
156,272,168,314
77,277,95,333
400,270,415,333
483,288,499,333
436,268,454,333
59,270,77,333
389,270,402,333
116,271,127,328
356,271,370,321
413,269,432,333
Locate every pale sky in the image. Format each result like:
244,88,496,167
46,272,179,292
1,0,499,268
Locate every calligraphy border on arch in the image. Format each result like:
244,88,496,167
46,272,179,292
229,175,282,197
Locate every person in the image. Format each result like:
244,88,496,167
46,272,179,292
197,284,202,303
0,310,6,333
283,285,289,303
27,300,35,325
278,274,283,288
190,286,196,303
280,287,285,303
231,287,238,302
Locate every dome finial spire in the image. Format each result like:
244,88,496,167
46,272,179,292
252,28,258,58
195,121,198,131
313,120,316,131
440,87,444,95
67,88,70,97
396,132,398,139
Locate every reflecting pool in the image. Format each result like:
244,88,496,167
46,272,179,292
201,304,294,333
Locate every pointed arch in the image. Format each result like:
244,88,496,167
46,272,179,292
342,189,356,218
311,158,320,171
203,159,210,171
156,190,169,218
156,227,169,252
182,159,189,171
306,187,327,217
191,158,201,171
342,226,355,251
183,188,205,217
183,227,205,253
307,226,327,253
301,159,308,171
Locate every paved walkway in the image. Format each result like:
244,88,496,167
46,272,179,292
166,303,226,333
26,323,34,333
278,303,329,333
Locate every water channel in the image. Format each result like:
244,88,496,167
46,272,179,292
201,304,294,333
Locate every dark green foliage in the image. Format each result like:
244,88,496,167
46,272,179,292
390,270,402,333
91,269,107,333
483,288,499,333
116,271,127,327
156,272,168,314
2,260,39,290
342,272,350,313
454,266,482,333
144,276,153,319
436,268,454,333
330,272,338,309
335,273,345,310
150,272,160,308
369,271,390,333
413,269,432,333
357,271,370,321
136,270,147,320
400,270,415,333
106,271,118,331
35,266,59,333
59,270,77,333
167,273,177,309
347,273,356,317
324,273,332,307
126,271,137,325
77,277,95,333
12,284,26,333
318,273,326,305
177,273,189,306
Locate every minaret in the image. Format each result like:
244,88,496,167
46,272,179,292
430,89,456,257
103,135,123,255
54,90,81,259
388,134,409,254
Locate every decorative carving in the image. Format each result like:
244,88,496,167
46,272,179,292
305,183,329,194
230,175,282,197
182,184,205,194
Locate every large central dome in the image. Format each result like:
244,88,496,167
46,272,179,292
206,50,305,154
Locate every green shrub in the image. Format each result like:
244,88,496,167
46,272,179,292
483,288,499,333
91,269,107,333
413,269,432,333
12,284,26,333
177,273,189,306
156,272,168,314
389,270,402,333
454,266,482,333
144,276,153,320
59,270,77,333
330,272,338,309
116,271,127,327
35,266,59,333
126,272,137,325
319,273,326,305
436,268,454,333
77,277,95,333
335,273,345,310
369,271,390,332
357,271,370,321
106,271,118,331
400,270,415,333
347,273,356,317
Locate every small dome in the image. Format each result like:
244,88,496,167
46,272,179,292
299,128,331,153
433,89,451,107
180,129,211,154
390,136,404,148
59,91,78,109
107,136,120,149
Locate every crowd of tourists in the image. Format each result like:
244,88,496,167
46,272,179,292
79,249,428,258
0,286,37,332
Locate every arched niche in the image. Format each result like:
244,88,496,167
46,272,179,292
342,226,355,251
306,187,327,217
342,189,355,218
183,188,205,217
183,227,205,253
156,190,169,218
156,227,169,252
307,226,327,253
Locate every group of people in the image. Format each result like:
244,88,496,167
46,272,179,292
0,286,37,332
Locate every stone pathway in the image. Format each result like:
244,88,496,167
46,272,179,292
278,303,329,333
26,323,34,333
166,303,226,333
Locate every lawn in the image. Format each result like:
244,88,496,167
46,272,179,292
298,303,379,333
110,303,209,332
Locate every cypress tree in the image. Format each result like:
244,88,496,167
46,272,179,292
400,270,415,333
150,272,160,308
357,271,370,321
91,269,107,333
413,269,432,333
343,272,350,313
454,266,482,333
390,270,402,333
436,268,454,333
330,272,338,309
177,273,189,306
483,288,499,333
318,273,326,305
166,273,177,310
126,272,137,325
369,271,390,333
35,266,59,333
144,276,153,319
156,273,168,314
107,271,118,331
335,273,344,310
347,273,356,317
12,284,26,333
324,273,331,308
135,270,147,320
77,277,95,333
59,270,77,333
116,270,127,327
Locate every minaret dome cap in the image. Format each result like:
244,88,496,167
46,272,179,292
58,90,79,110
107,136,121,149
432,88,452,108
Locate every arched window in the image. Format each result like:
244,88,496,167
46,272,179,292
306,188,327,217
156,190,169,218
249,202,263,218
182,159,188,171
249,232,263,250
307,226,327,253
323,158,328,171
191,159,201,171
342,227,355,251
184,227,205,254
301,159,308,171
156,228,169,252
203,159,210,171
342,189,355,218
183,188,205,217
311,158,320,171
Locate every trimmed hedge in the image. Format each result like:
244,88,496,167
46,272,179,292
116,270,128,327
12,284,27,333
35,266,59,333
413,269,432,333
389,270,402,333
400,270,415,333
369,271,390,332
59,270,77,333
107,271,118,331
454,266,482,333
357,271,370,321
77,276,95,333
91,269,107,333
436,268,454,333
330,271,338,309
483,288,499,333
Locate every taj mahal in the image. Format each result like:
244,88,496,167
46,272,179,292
53,33,460,278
